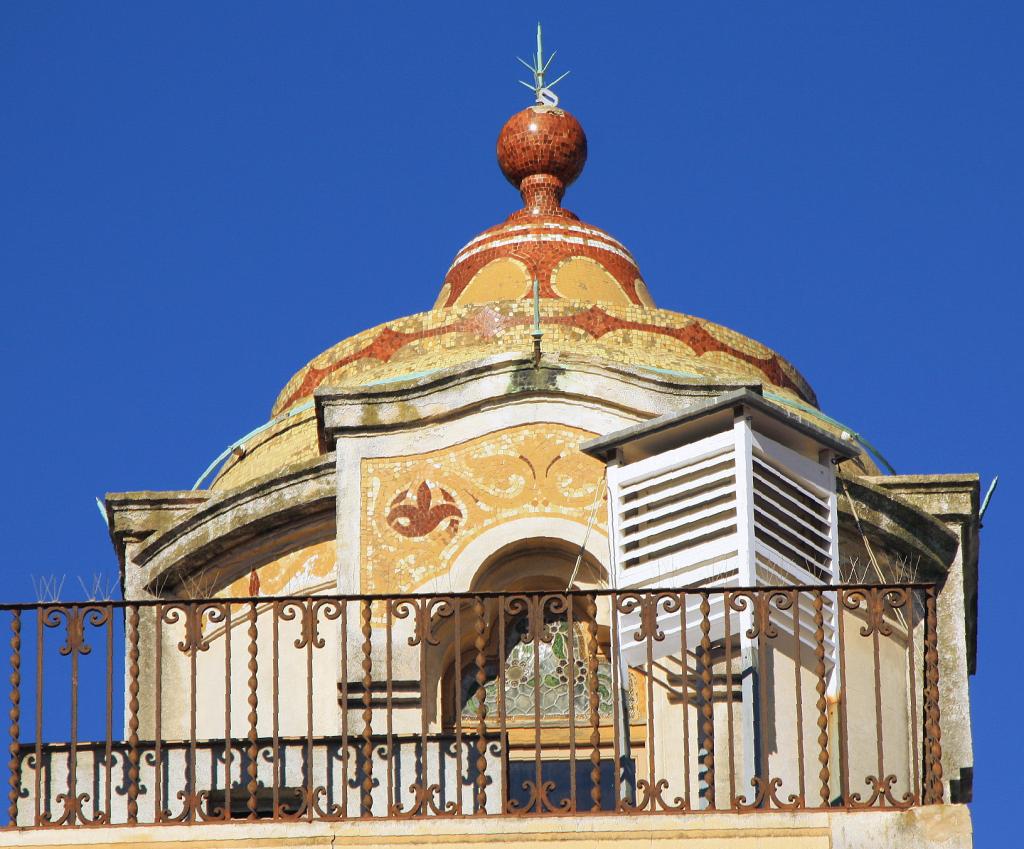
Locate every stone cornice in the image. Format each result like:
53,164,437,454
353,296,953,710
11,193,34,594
861,474,980,523
105,491,212,575
316,352,761,445
862,473,980,675
838,475,961,576
118,454,335,596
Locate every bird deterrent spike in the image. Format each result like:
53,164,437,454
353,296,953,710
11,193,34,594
515,22,569,106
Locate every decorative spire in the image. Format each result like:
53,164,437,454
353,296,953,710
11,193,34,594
517,23,570,107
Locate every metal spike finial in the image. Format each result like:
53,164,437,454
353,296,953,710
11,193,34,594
517,22,569,107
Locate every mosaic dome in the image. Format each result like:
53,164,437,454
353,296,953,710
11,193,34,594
434,104,653,310
209,102,820,490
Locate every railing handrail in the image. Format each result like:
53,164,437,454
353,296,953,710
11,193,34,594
0,580,939,611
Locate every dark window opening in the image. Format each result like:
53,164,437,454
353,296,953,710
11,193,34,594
507,757,635,812
205,787,304,819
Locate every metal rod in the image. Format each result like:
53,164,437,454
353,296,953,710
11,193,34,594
724,594,736,808
610,594,623,810
497,601,509,814
154,606,163,823
384,600,395,817
453,601,464,816
698,592,715,809
586,595,601,812
870,589,886,804
755,594,770,808
360,600,373,816
103,611,113,822
836,591,851,806
245,602,259,820
793,591,806,806
339,601,350,819
126,606,140,824
678,592,691,811
222,606,232,822
0,581,939,612
907,589,920,803
643,596,657,811
472,596,488,814
271,602,280,820
416,598,429,816
566,597,577,812
188,604,199,822
923,588,943,804
813,590,829,807
7,612,21,826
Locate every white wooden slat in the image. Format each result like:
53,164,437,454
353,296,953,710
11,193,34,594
752,486,833,546
754,531,827,578
621,509,736,559
752,455,829,509
621,514,737,565
615,430,736,489
752,463,829,522
615,466,736,515
753,506,834,560
618,449,735,498
751,431,831,495
825,473,840,591
618,539,739,586
606,411,840,672
753,518,831,570
619,479,735,532
751,462,830,520
620,497,737,547
756,559,811,587
756,544,835,584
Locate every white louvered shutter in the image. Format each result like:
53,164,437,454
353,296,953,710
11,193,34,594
606,414,838,668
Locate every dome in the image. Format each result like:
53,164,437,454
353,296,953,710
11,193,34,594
208,99,823,490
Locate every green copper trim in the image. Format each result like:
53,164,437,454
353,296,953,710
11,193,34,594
191,399,315,490
633,364,897,474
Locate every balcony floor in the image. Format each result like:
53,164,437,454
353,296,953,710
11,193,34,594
0,805,972,849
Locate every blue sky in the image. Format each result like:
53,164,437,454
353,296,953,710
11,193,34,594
1,3,1019,842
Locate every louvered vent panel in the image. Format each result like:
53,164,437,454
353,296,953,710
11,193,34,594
750,432,838,659
612,430,740,588
605,415,840,669
751,434,835,585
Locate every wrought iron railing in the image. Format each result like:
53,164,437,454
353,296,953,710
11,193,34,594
4,584,942,828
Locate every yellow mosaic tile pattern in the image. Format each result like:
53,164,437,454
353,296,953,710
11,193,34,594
273,300,814,417
219,538,337,599
214,407,320,490
360,423,604,596
550,257,633,305
454,257,532,304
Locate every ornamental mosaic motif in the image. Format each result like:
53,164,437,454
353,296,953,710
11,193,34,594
219,539,337,599
273,302,814,415
386,481,463,538
360,423,605,595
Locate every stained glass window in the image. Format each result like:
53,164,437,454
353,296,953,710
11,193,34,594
460,615,615,724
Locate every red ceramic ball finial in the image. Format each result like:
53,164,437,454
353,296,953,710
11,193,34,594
497,105,587,217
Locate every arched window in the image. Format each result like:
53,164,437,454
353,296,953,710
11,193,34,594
458,613,616,725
